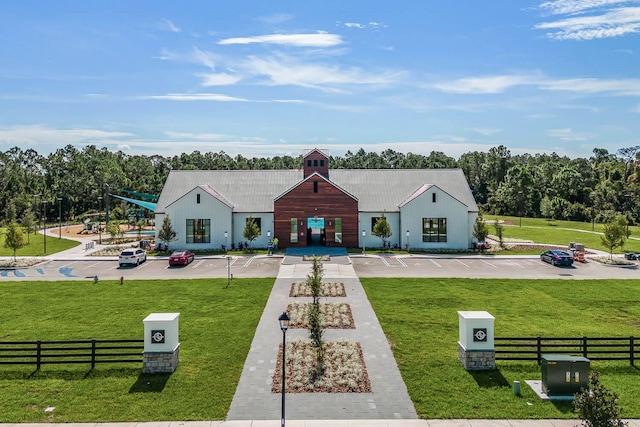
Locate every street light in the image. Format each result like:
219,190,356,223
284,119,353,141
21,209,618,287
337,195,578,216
97,196,103,244
32,193,41,243
278,311,290,427
57,197,63,239
362,229,366,255
41,200,48,254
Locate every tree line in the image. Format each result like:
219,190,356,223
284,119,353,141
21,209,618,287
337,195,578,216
1,144,639,226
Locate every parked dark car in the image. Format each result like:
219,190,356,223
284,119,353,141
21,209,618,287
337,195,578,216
625,252,639,260
169,250,195,266
540,250,574,266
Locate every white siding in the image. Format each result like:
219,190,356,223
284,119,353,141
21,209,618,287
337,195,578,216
163,188,233,250
232,213,274,249
358,212,401,249
399,187,470,250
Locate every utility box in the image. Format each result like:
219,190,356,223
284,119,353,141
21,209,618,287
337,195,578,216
541,354,590,396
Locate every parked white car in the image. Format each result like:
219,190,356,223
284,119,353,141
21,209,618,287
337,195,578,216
119,248,147,267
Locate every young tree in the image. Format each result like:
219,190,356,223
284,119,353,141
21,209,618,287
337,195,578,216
472,213,489,243
243,216,260,251
307,257,325,380
493,220,504,249
601,214,628,259
4,199,17,225
573,371,627,427
4,221,25,261
136,219,146,239
157,215,177,251
372,213,392,248
21,207,35,244
105,221,124,244
540,196,554,223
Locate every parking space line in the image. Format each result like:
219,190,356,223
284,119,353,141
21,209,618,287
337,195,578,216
192,260,205,269
380,257,391,267
396,258,408,267
137,260,152,270
481,260,498,268
455,259,471,268
428,259,442,268
81,262,101,270
505,260,526,269
243,257,254,268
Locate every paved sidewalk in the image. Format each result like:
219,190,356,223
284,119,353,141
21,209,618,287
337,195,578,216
227,261,417,420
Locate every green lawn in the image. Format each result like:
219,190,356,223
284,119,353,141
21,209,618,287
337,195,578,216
0,278,272,422
362,278,640,419
0,228,79,257
484,215,640,254
2,276,640,421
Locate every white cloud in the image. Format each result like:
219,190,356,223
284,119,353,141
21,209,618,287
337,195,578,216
469,128,503,136
0,125,133,148
197,72,242,86
632,104,640,112
535,3,640,40
165,131,230,140
431,74,540,94
337,21,388,30
142,93,248,102
218,33,343,48
539,77,640,95
160,19,181,33
546,128,593,141
258,13,294,24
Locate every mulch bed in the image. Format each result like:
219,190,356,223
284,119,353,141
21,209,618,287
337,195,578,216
286,302,355,329
289,281,347,297
272,340,371,393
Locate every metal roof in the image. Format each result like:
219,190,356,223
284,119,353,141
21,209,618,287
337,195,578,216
155,168,478,214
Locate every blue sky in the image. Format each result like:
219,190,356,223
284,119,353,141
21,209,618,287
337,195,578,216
1,0,640,160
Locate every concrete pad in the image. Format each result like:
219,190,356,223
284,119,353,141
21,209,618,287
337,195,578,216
507,420,558,427
425,420,471,427
464,421,511,427
169,422,214,427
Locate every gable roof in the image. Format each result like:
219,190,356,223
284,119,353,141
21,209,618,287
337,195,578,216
156,168,478,214
274,172,358,202
165,184,234,210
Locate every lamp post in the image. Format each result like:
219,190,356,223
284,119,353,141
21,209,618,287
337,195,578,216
57,197,63,239
406,229,410,251
97,196,103,244
32,193,41,241
278,311,290,427
623,194,632,234
41,200,48,254
362,229,366,255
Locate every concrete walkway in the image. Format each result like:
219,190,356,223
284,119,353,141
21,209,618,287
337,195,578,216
227,260,417,420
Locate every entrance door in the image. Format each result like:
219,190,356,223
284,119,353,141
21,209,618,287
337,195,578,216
307,217,325,246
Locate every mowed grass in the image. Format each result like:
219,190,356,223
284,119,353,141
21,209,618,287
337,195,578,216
484,216,640,254
0,278,272,422
361,278,640,420
0,228,79,257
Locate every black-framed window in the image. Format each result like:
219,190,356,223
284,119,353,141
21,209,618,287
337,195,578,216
422,218,447,242
313,181,318,193
334,218,342,243
186,219,211,243
246,217,261,233
196,194,201,204
432,193,437,203
371,217,382,230
290,218,298,243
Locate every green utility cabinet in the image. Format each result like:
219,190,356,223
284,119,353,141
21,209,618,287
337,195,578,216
541,354,590,396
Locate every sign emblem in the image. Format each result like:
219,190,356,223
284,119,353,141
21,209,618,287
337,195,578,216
151,329,165,344
473,328,487,342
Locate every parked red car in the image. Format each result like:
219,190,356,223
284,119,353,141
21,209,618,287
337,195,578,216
169,250,195,266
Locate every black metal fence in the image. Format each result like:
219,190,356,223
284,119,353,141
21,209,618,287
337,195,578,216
0,339,144,370
495,336,638,365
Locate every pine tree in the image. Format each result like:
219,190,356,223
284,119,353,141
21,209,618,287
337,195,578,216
4,221,25,262
157,215,177,251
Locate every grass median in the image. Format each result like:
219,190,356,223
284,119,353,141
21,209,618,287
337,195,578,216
362,277,640,419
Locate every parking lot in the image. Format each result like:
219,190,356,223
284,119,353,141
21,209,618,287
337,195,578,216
1,253,638,281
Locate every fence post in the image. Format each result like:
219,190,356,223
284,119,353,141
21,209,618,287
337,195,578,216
36,340,42,370
582,336,588,358
91,339,96,370
631,336,635,367
537,336,542,365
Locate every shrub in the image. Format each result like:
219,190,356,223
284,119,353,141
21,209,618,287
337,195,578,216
573,371,626,427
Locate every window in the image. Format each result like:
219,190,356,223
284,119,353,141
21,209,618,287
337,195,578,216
196,194,200,204
307,160,312,166
432,193,437,203
186,219,211,244
290,218,298,243
313,181,318,193
371,217,382,230
320,159,325,167
422,218,447,242
314,159,318,166
246,217,261,233
334,218,342,243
